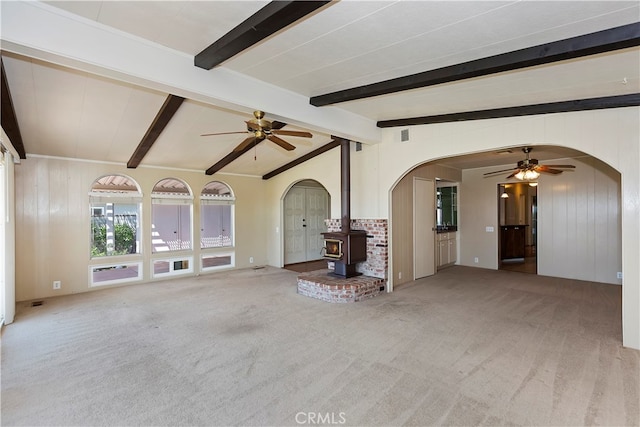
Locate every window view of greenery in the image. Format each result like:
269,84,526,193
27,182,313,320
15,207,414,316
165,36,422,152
90,175,141,259
91,203,140,257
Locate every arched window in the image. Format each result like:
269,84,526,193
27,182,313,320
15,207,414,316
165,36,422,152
89,174,142,257
200,181,234,248
89,174,143,287
200,181,235,270
151,178,193,253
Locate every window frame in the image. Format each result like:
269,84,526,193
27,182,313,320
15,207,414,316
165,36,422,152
152,255,194,278
89,175,143,260
200,181,235,250
151,178,194,254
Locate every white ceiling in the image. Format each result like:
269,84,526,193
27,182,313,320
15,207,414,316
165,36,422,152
1,1,638,176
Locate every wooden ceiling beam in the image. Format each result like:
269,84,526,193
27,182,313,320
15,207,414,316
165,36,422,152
127,94,184,169
195,1,331,70
205,120,287,175
311,22,640,107
1,58,27,159
377,94,640,127
262,139,341,180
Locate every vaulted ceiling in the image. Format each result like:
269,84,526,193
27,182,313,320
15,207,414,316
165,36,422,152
1,1,638,177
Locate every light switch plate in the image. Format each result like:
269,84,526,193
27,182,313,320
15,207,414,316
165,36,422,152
486,226,494,232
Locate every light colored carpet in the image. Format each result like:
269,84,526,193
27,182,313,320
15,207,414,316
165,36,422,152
2,266,638,426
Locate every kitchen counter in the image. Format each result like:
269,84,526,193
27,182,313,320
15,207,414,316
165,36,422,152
436,226,457,233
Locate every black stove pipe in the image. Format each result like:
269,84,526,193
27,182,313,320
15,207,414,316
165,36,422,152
339,137,351,233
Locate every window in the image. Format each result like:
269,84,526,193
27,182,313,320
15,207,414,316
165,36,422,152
151,178,193,253
90,262,142,287
90,175,142,258
200,181,234,248
201,253,234,271
153,256,194,278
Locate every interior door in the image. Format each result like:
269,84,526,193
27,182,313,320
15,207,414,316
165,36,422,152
414,178,436,279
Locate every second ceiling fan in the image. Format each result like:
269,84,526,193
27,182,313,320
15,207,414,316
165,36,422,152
484,147,576,180
201,110,312,152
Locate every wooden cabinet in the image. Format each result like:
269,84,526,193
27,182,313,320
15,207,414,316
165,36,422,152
437,232,457,268
500,225,526,260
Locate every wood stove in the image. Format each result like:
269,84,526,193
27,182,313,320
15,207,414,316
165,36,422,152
323,238,343,259
322,138,367,278
322,230,367,277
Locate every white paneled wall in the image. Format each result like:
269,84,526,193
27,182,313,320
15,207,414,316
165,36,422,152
537,156,621,284
461,155,621,285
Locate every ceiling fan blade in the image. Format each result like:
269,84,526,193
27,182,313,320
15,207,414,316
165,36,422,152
271,120,287,130
484,168,518,176
540,164,576,168
505,171,520,179
268,135,296,151
233,136,257,152
271,129,312,138
201,131,247,137
536,166,563,174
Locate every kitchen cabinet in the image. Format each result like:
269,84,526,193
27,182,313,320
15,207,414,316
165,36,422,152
500,225,526,260
437,232,457,268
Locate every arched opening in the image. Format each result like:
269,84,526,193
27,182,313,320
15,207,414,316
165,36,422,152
390,145,621,289
282,179,330,272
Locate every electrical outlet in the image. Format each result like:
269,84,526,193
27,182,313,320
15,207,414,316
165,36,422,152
398,272,402,279
474,257,479,263
53,280,61,290
617,272,623,279
249,257,254,264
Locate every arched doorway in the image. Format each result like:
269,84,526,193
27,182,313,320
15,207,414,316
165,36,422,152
389,145,622,289
283,180,330,266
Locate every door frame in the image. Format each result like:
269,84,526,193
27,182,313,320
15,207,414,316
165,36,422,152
281,180,330,267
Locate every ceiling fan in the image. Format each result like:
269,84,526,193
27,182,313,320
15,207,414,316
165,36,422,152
484,147,576,180
201,110,312,152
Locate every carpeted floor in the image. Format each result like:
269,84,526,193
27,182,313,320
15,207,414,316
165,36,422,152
2,266,638,426
284,259,329,273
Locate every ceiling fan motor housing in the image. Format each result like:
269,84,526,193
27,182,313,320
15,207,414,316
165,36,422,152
518,158,538,169
247,110,272,133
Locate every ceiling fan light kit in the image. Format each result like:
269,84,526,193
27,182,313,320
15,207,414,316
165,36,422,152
514,169,540,180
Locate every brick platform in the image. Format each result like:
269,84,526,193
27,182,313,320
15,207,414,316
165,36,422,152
297,270,385,303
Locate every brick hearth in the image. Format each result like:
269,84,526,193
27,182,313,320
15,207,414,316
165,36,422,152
297,269,384,303
296,218,388,303
324,218,388,279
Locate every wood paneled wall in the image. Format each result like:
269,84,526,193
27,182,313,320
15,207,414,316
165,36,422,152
461,155,621,284
391,164,461,287
537,156,621,283
14,156,269,301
